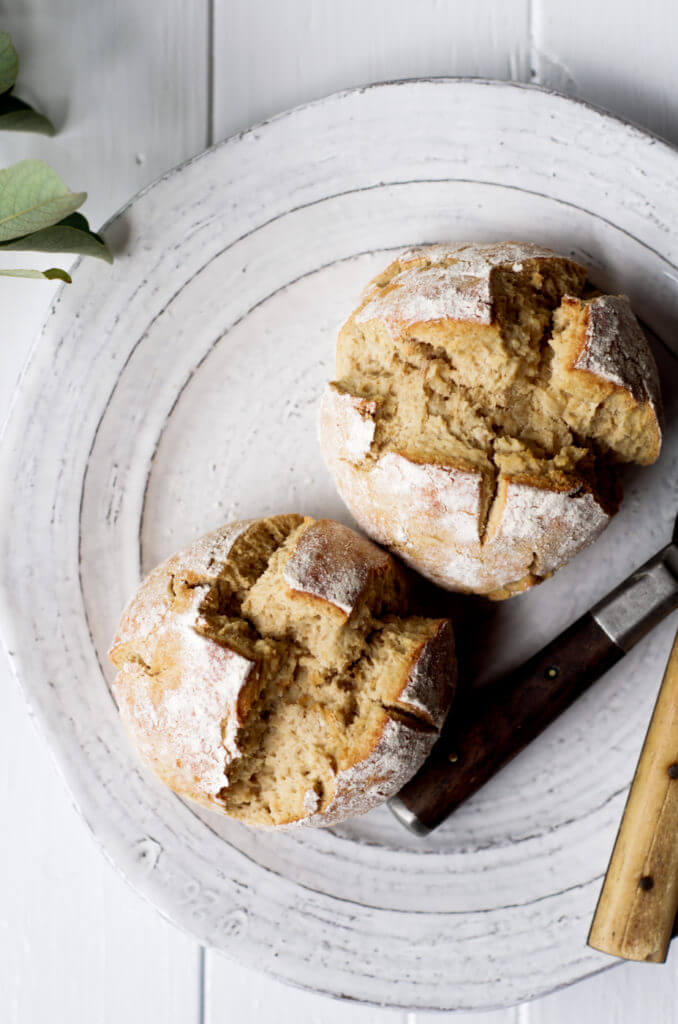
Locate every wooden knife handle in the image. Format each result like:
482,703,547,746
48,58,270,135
588,629,678,962
393,613,623,833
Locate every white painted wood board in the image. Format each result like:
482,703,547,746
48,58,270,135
531,0,678,146
212,0,531,140
0,672,203,1024
0,2,208,1022
527,946,678,1023
205,952,529,1024
2,1,678,1021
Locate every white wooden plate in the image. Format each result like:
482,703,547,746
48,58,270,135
2,81,678,1011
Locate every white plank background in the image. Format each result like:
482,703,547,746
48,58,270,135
1,2,677,1021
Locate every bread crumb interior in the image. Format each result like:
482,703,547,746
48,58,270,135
334,253,656,542
184,516,445,826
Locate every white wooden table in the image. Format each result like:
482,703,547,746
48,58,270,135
1,3,677,1021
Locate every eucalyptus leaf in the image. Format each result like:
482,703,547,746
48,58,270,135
58,212,95,233
0,95,54,135
0,32,19,96
0,160,86,242
0,211,112,261
0,266,71,282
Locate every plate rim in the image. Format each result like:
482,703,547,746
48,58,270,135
2,77,676,1010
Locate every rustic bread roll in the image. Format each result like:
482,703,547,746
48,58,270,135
319,242,662,598
109,514,455,827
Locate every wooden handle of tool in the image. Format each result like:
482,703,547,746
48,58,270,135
394,613,624,832
588,629,678,962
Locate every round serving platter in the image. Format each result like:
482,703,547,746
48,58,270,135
2,80,678,1011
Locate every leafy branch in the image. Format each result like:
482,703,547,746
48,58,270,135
0,31,112,281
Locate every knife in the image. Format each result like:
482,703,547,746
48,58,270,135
390,518,678,835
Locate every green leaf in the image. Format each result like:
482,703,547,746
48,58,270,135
0,266,71,282
0,160,86,242
0,32,19,95
0,95,54,135
0,211,112,261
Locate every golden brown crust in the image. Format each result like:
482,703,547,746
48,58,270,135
552,294,662,464
111,519,274,804
319,243,662,597
354,241,587,333
395,618,456,728
110,515,455,827
282,517,399,617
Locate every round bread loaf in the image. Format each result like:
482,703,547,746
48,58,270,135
109,514,455,827
319,242,662,598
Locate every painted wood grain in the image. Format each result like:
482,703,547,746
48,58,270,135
0,0,210,420
205,955,408,1024
0,673,202,1024
205,953,524,1024
531,0,678,145
1,0,208,217
0,2,208,1022
2,2,678,1022
211,0,531,141
528,948,678,1023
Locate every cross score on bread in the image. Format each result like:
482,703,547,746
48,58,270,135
319,243,661,598
109,516,455,828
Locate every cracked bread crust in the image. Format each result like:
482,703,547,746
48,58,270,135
319,242,662,598
109,515,455,827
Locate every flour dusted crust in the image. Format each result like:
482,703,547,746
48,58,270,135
319,242,662,597
283,516,390,615
356,241,559,329
553,293,662,462
301,710,440,827
301,617,453,827
580,295,658,397
110,521,257,802
110,515,455,827
319,410,611,596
